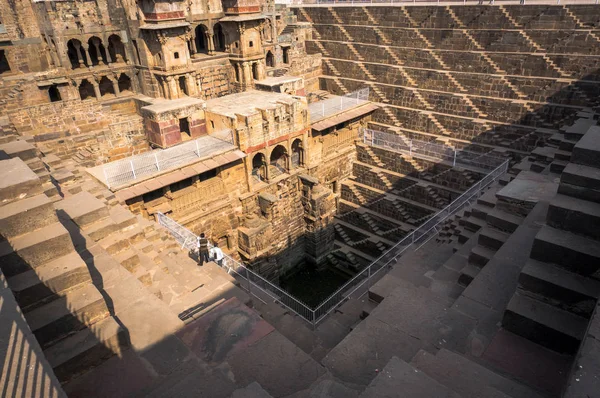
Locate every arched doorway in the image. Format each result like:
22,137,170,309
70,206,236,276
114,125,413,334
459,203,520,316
98,76,115,97
88,37,107,66
108,34,127,63
213,24,225,51
252,153,267,182
178,76,188,96
67,39,86,69
195,25,208,53
79,79,95,100
118,73,132,93
266,51,274,68
269,145,288,177
291,139,303,168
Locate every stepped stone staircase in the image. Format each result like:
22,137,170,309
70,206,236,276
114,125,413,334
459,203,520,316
503,124,600,357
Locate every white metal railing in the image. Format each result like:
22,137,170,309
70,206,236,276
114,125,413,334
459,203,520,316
156,212,316,324
156,156,508,328
102,130,234,189
284,0,599,5
363,128,506,171
309,88,370,122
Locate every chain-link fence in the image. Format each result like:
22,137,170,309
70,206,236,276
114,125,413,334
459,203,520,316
102,130,234,188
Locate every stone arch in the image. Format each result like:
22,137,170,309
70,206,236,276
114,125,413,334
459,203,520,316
265,50,274,68
252,152,267,182
118,73,132,93
98,75,115,97
291,138,303,168
79,79,95,100
67,39,86,69
269,144,288,176
195,24,208,53
213,23,225,51
108,34,127,63
87,36,107,66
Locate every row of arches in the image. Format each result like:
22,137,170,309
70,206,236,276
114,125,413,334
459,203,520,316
67,35,127,70
189,23,225,56
251,139,304,182
78,73,132,100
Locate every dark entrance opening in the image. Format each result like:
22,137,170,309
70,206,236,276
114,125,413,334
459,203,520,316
0,50,11,74
48,85,61,102
178,76,188,96
283,47,290,64
179,118,191,140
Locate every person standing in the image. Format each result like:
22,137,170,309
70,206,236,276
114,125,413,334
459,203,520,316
197,233,210,266
210,242,224,266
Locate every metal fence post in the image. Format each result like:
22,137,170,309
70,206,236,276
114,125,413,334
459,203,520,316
103,167,110,189
453,150,456,167
154,153,160,171
130,160,136,179
409,140,412,156
195,139,199,156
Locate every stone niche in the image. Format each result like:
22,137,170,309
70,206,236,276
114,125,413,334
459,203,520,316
141,97,207,148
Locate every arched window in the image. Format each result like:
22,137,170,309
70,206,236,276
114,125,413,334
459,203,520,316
67,39,86,69
195,25,208,53
108,34,127,63
213,24,225,51
265,51,274,68
118,73,132,93
291,139,303,168
88,36,107,66
79,79,95,100
269,145,287,177
252,153,267,182
98,76,115,97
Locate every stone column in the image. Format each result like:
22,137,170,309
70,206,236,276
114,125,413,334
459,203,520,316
104,42,113,64
257,61,266,80
242,62,251,86
83,45,92,68
185,74,195,96
190,32,197,55
92,82,101,99
74,42,85,68
160,77,169,99
92,39,105,65
207,33,215,55
264,157,270,182
111,79,120,96
167,76,178,99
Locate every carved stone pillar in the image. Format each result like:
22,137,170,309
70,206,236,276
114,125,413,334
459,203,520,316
207,33,215,55
160,77,169,99
242,62,251,86
104,41,113,64
92,39,105,65
167,76,178,99
83,45,92,68
92,82,101,99
73,42,85,67
112,79,120,96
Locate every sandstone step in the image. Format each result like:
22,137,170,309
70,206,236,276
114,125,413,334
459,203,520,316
36,170,51,183
0,140,38,161
478,227,509,251
0,194,57,238
82,217,120,241
550,160,568,174
457,227,474,244
519,259,600,318
97,225,143,255
486,208,523,233
548,193,600,240
554,149,571,162
458,263,479,287
411,348,544,398
502,291,587,355
42,154,62,167
531,225,600,277
114,248,141,273
25,283,109,349
361,356,460,398
44,316,128,383
470,203,490,221
55,191,109,228
462,216,486,233
559,162,600,203
571,127,600,168
468,245,495,268
51,169,75,184
42,181,59,198
0,222,74,277
0,158,43,203
109,205,137,230
7,251,92,311
477,189,498,208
